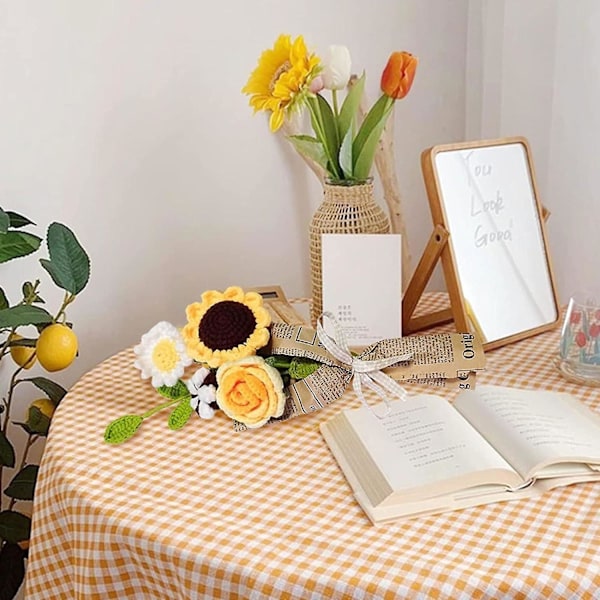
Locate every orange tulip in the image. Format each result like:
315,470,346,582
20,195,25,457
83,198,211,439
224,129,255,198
380,51,418,99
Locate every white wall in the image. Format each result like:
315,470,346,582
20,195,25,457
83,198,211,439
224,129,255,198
0,0,469,480
467,0,600,303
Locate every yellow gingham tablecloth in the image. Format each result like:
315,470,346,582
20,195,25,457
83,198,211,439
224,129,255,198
25,295,600,599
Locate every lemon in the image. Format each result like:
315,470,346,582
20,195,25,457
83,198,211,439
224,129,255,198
36,324,78,372
9,333,37,369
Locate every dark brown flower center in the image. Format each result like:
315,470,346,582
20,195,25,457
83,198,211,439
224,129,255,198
198,300,257,351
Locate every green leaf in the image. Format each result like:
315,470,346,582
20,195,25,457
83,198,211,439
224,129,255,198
306,95,342,179
23,405,51,436
353,96,394,180
289,358,321,380
315,93,341,175
5,465,39,500
265,355,292,370
8,337,37,348
156,379,190,401
0,542,26,600
0,510,31,544
16,422,34,435
22,280,44,304
0,305,53,328
104,415,143,444
40,222,90,295
0,231,42,263
353,94,394,174
0,288,8,310
287,135,328,171
339,127,354,179
0,208,8,234
7,210,35,229
0,430,15,468
338,73,365,143
168,398,193,430
22,377,67,403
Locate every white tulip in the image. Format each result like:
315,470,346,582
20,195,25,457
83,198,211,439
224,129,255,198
321,45,352,90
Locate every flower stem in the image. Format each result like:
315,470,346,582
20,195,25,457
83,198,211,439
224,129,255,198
141,397,182,419
332,89,339,117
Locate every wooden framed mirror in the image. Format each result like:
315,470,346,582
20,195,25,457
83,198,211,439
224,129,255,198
403,136,560,350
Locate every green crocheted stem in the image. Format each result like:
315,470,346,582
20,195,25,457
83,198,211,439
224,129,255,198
141,397,182,419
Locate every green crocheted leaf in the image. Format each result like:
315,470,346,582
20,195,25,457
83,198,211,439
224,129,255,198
104,415,143,444
168,399,193,431
265,355,292,370
156,379,190,401
289,358,320,380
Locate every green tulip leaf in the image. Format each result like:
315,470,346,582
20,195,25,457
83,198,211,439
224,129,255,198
353,94,394,175
168,398,193,430
0,510,31,544
0,231,42,263
104,414,144,444
0,430,16,468
287,135,328,171
338,73,365,143
157,379,190,401
306,95,342,179
0,208,8,234
339,127,354,179
353,98,394,180
22,377,67,403
5,465,39,500
0,305,53,329
40,222,90,295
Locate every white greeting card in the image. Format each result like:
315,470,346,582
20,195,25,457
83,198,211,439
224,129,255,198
321,233,402,347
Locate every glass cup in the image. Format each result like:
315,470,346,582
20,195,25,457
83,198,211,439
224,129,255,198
557,294,600,386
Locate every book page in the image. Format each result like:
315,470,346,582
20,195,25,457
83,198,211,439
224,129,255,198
454,385,600,479
342,394,521,504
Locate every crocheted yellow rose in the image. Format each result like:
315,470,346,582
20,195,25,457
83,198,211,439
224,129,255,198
216,356,286,428
182,286,271,368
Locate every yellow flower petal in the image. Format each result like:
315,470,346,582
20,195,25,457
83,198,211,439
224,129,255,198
223,286,245,302
243,34,320,131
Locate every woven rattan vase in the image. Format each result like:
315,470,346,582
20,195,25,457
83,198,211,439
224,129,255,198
309,178,390,325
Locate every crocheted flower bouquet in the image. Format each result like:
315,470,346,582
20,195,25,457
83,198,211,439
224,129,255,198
104,286,321,443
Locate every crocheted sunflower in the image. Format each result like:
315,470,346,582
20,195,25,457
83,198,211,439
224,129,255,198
182,286,271,368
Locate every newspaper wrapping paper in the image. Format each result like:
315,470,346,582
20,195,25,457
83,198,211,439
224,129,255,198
234,324,486,431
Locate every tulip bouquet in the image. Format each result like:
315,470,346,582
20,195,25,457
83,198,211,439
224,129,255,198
242,34,417,183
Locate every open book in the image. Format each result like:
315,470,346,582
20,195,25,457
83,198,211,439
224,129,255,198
320,385,600,524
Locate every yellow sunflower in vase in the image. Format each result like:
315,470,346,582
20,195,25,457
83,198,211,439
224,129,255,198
242,34,320,132
182,286,271,368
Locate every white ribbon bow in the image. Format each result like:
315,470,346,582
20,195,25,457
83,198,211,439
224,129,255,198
316,312,413,418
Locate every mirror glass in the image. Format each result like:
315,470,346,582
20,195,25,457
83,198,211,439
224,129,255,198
431,138,559,345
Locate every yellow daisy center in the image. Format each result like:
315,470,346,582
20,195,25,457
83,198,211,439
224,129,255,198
151,339,179,373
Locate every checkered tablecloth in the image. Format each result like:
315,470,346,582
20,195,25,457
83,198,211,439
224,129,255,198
25,295,600,599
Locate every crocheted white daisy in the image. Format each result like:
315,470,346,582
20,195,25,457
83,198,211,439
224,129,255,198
187,367,216,419
133,321,193,388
